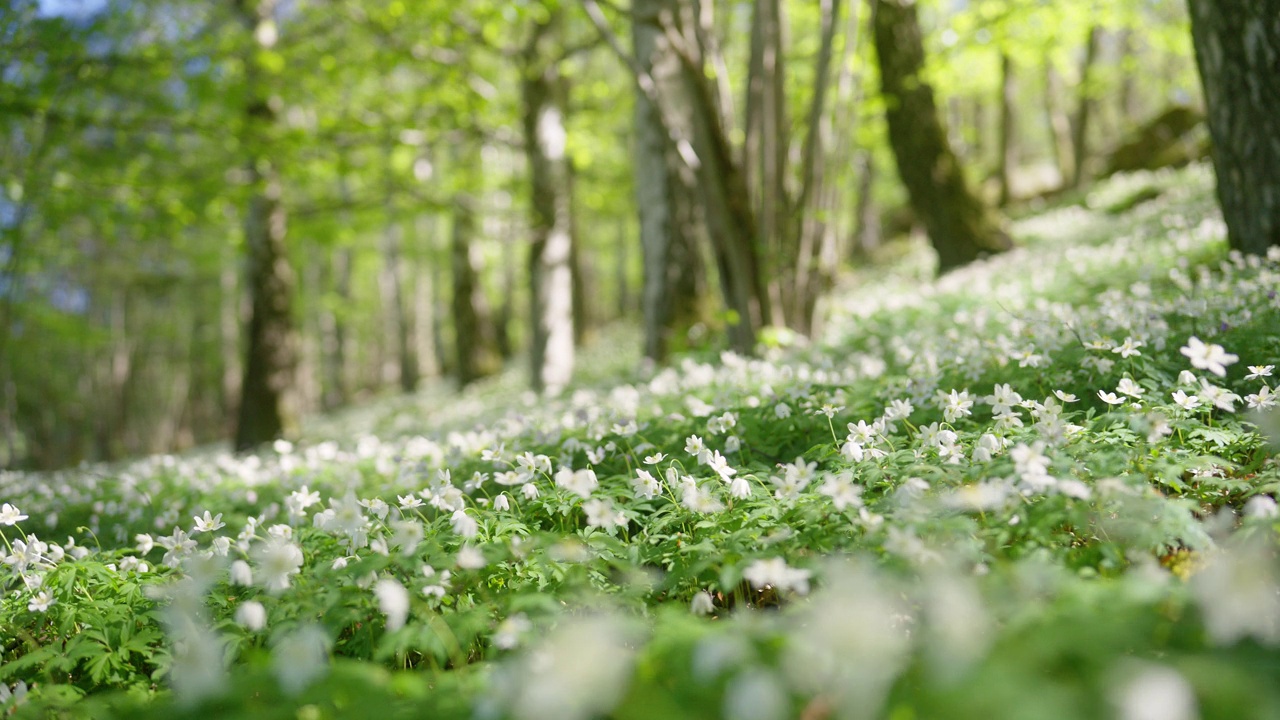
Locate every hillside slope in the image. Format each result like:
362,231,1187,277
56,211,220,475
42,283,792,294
2,163,1279,719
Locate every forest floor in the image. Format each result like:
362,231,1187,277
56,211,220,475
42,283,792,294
3,161,1280,719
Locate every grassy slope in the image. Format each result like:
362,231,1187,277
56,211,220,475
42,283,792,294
2,163,1280,719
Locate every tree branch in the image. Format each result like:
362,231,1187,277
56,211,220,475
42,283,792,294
577,0,700,170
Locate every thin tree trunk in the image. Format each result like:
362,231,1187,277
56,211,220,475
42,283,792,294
1043,56,1075,189
1188,0,1280,255
634,0,691,362
614,221,630,319
674,0,770,353
1117,30,1139,128
411,214,440,379
523,15,576,393
743,0,790,327
1070,25,1101,190
567,159,591,346
451,191,501,387
379,219,418,392
788,0,844,335
871,0,1011,273
997,52,1018,205
850,152,880,258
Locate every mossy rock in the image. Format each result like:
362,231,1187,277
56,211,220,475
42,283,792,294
1104,105,1210,177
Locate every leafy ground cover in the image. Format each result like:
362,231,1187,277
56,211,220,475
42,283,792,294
3,163,1280,719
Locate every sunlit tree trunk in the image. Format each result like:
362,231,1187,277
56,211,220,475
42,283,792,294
233,0,298,451
1188,0,1280,255
871,0,1010,273
523,15,576,393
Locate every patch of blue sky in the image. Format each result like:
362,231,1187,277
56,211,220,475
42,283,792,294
36,0,107,19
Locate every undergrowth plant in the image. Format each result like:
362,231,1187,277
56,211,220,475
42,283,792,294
2,164,1279,720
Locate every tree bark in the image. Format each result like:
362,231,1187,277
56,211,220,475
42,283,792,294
633,0,704,362
674,0,771,353
523,15,576,393
1043,56,1075,189
870,0,1010,273
1070,25,1101,189
1188,0,1280,255
232,0,298,451
411,214,440,379
450,191,501,387
788,0,844,335
380,220,418,392
997,52,1018,206
744,0,790,327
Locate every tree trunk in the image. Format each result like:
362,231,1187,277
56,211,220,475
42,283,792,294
788,0,844,335
1117,30,1140,128
319,246,352,410
450,192,501,387
675,0,770,353
870,0,1010,273
232,0,298,451
523,16,576,393
997,52,1018,206
567,159,592,346
380,221,418,392
411,214,441,379
614,221,630,319
1043,56,1075,189
1070,25,1101,189
633,0,704,362
1188,0,1280,255
850,152,879,259
744,0,790,327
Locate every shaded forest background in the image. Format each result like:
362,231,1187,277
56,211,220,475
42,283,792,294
0,0,1219,469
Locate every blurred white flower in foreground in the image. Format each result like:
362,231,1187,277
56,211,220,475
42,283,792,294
784,560,909,720
1189,536,1280,646
485,614,637,720
375,577,410,631
743,557,811,595
235,600,267,632
272,624,331,696
1112,663,1199,720
724,667,788,720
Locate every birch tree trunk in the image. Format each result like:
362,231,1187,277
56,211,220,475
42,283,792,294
523,15,576,393
870,0,1010,273
233,0,299,451
1188,0,1280,255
